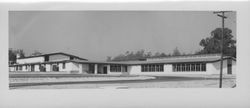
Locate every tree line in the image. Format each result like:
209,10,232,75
107,47,184,61
108,28,236,61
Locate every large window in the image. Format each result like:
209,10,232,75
62,63,66,69
201,63,206,71
110,65,127,72
141,64,164,72
173,63,206,72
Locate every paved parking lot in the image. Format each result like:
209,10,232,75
9,74,236,89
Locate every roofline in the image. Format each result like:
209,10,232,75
146,53,222,59
10,56,236,66
18,52,87,60
71,56,236,65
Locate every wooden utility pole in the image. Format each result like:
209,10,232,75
213,11,231,88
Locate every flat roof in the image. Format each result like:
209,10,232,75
71,56,235,65
10,54,236,66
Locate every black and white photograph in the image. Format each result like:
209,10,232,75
1,1,250,108
8,11,236,89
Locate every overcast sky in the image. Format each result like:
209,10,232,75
9,11,236,60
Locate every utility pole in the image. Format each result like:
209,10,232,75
213,11,231,88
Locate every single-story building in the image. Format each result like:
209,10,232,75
9,52,236,75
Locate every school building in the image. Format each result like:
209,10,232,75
9,52,236,75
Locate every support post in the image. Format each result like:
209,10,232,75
107,65,110,74
94,64,98,74
79,64,83,74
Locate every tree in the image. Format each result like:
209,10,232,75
172,47,181,56
134,49,145,59
18,50,25,58
154,52,161,57
9,49,16,64
145,52,152,57
9,48,25,64
106,56,112,61
199,28,236,57
30,50,43,56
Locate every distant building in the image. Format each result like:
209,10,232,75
9,52,236,75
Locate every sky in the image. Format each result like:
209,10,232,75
9,11,236,61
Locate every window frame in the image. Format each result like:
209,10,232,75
141,64,164,72
173,63,206,72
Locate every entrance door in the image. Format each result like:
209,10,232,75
103,66,107,74
31,65,35,71
88,64,95,74
227,59,232,74
52,64,59,71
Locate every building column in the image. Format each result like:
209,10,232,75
107,65,110,74
79,64,83,74
94,64,98,74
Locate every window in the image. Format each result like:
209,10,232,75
177,64,180,71
156,65,160,72
62,63,66,69
196,64,200,71
173,63,206,72
160,65,164,71
201,63,206,71
191,64,195,71
152,65,155,71
148,65,152,71
110,65,127,72
124,66,128,72
141,64,164,72
145,65,149,72
182,64,185,71
186,64,190,71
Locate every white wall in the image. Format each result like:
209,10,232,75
22,65,28,71
49,54,70,61
128,65,141,75
45,64,51,71
208,60,236,75
128,59,236,75
9,66,15,71
16,57,44,64
34,64,40,71
58,63,67,71
68,62,79,72
44,63,74,72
